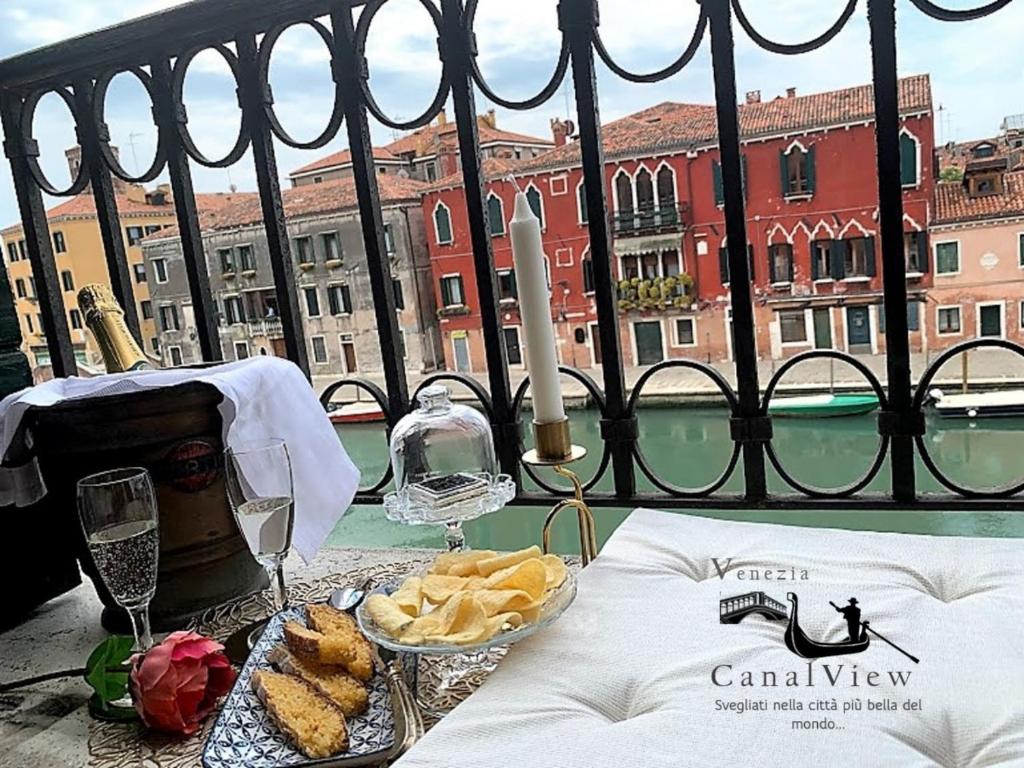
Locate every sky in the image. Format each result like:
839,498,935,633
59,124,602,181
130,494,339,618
0,0,1022,233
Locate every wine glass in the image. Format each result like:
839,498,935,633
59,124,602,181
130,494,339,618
77,468,159,652
224,438,295,618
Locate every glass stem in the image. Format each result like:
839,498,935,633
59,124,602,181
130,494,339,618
266,561,289,612
444,522,465,552
126,605,153,652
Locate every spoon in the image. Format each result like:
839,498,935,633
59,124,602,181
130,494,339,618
329,585,365,613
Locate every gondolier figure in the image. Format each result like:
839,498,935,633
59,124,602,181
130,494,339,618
835,598,861,642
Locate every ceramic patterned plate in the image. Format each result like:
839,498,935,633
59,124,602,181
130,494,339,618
202,606,396,768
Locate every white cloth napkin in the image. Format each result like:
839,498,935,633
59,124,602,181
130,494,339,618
0,357,360,562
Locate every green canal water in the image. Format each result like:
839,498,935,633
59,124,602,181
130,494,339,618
326,407,1024,554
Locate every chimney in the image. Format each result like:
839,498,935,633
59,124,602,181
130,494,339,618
480,109,496,129
786,87,797,99
436,108,447,126
745,90,761,104
550,117,569,147
438,141,458,177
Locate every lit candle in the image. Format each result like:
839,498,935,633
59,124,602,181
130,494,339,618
509,184,565,424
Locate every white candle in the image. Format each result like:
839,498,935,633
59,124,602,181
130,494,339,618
509,189,565,424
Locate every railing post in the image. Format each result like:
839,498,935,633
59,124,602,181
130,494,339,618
150,57,222,363
235,33,310,378
438,0,521,482
332,6,410,425
0,91,77,377
868,0,916,503
561,0,637,498
705,0,768,500
71,78,142,342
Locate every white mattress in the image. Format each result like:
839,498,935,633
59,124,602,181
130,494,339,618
396,509,1024,767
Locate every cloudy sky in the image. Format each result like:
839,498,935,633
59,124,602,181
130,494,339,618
0,0,1021,233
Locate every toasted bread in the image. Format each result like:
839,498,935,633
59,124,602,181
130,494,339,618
251,669,348,758
267,644,369,717
306,604,375,681
283,620,374,682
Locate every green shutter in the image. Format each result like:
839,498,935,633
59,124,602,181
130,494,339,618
487,196,504,235
806,146,816,194
900,133,917,186
907,301,919,331
509,269,518,298
527,188,543,227
917,231,929,273
787,245,794,282
865,237,877,277
719,247,729,283
712,161,724,205
578,183,588,223
811,243,820,280
779,150,789,195
440,277,451,306
456,277,465,305
830,239,847,280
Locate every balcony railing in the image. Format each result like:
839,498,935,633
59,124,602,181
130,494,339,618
1,0,1022,512
612,204,686,236
247,318,284,338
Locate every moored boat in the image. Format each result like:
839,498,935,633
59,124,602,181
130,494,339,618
928,388,1024,419
327,401,386,424
784,592,870,659
768,393,879,418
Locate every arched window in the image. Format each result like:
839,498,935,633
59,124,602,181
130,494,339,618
487,194,505,236
657,165,676,208
577,181,588,224
899,131,919,187
780,142,815,196
614,171,633,214
525,185,544,229
434,202,452,245
635,168,654,228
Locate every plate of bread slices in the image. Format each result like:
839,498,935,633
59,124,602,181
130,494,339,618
203,603,413,768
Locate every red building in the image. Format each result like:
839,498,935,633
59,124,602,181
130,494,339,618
422,76,935,372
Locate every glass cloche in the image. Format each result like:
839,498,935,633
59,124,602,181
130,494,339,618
383,385,515,549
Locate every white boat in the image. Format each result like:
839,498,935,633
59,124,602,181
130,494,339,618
929,388,1024,419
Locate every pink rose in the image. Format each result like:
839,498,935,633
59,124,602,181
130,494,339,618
129,631,236,735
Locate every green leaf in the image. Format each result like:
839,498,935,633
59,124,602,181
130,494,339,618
84,636,135,705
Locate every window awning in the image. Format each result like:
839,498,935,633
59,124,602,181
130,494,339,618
614,234,683,256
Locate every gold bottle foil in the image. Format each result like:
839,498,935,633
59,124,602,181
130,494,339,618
78,284,152,372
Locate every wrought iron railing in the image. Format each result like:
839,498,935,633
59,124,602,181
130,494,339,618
612,204,686,235
1,0,1020,512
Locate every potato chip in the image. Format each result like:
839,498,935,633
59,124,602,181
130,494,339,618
399,612,443,645
429,550,496,575
423,592,489,644
473,588,536,616
364,594,414,636
391,576,422,617
475,545,543,577
483,559,547,601
421,574,471,604
540,554,568,591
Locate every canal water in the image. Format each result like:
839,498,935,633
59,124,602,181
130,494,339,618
327,407,1024,552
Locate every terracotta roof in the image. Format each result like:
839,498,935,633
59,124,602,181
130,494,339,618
936,136,1024,173
934,170,1024,224
517,75,932,172
290,146,401,175
45,193,175,219
425,156,526,192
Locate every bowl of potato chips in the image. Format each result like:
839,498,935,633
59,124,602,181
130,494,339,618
356,545,576,654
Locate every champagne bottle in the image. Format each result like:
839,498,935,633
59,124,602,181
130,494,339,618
78,284,153,372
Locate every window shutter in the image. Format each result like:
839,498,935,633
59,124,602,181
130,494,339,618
830,239,847,280
456,276,465,304
440,278,451,306
865,237,877,277
811,245,820,280
741,154,748,199
806,146,816,194
779,150,789,195
718,247,730,283
328,288,339,316
787,246,795,282
917,231,929,273
342,284,352,313
509,268,518,298
900,133,917,185
768,247,778,283
712,161,724,205
907,301,920,331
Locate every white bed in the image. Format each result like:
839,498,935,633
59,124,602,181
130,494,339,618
395,509,1024,767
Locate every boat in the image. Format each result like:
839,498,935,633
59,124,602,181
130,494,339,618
767,393,879,418
784,592,870,659
326,401,386,424
928,388,1024,419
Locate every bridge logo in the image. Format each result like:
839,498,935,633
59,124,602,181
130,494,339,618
719,591,788,624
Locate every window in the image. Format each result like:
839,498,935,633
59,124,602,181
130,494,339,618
159,305,180,332
125,226,145,247
311,336,328,364
811,240,831,280
383,223,396,255
1020,301,1024,330
29,277,36,297
434,203,453,244
440,275,464,307
779,310,807,343
972,142,996,158
153,258,168,284
59,270,74,292
67,309,82,330
150,337,160,353
224,296,245,325
635,168,654,218
718,244,755,283
327,284,352,316
133,263,147,283
550,175,568,195
392,279,405,310
780,144,815,196
26,315,33,334
53,231,66,253
843,237,876,278
6,243,17,262
14,279,26,299
17,240,26,261
935,241,960,275
425,162,438,182
937,306,961,335
218,247,236,275
144,225,162,236
899,132,918,186
168,346,183,367
1019,233,1024,268
339,333,357,372
304,287,321,317
321,233,341,263
674,317,696,346
295,236,314,265
904,232,928,273
487,195,505,236
621,250,680,282
657,165,676,212
141,300,153,320
496,269,517,302
234,342,250,360
614,171,633,215
582,256,595,294
768,243,794,283
577,181,588,224
237,244,255,272
526,185,544,228
879,302,920,333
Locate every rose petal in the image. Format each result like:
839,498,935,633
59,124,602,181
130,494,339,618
171,637,222,662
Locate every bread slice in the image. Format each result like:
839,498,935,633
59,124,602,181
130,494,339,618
267,644,369,717
283,621,374,682
306,604,375,682
251,669,348,759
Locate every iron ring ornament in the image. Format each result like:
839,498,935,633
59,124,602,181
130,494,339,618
319,376,394,495
513,366,611,495
907,0,1014,21
257,20,346,150
912,338,1024,498
414,372,496,422
170,44,251,168
729,0,859,55
354,0,451,131
761,350,890,498
464,0,571,110
91,67,167,184
20,87,90,196
627,360,742,497
592,6,707,83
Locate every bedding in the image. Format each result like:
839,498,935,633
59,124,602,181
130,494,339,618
395,508,1024,767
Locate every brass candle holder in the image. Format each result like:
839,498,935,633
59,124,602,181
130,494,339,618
522,417,598,566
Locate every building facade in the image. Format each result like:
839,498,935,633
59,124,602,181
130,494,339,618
142,176,443,376
420,76,936,371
